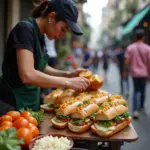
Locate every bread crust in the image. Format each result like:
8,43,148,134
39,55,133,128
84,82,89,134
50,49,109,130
91,118,131,137
79,70,92,79
92,96,108,104
51,117,68,129
96,105,128,120
71,104,99,119
90,75,103,90
40,104,54,112
54,96,73,107
68,121,93,133
56,101,83,116
43,89,63,104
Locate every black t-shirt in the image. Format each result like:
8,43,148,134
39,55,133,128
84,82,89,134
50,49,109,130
2,18,46,88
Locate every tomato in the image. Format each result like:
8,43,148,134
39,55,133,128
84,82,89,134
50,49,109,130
30,126,39,137
112,122,117,126
13,117,29,129
25,116,38,126
7,111,21,122
21,111,32,119
0,115,12,123
1,121,13,127
0,125,10,131
17,128,33,146
59,119,70,122
29,123,35,128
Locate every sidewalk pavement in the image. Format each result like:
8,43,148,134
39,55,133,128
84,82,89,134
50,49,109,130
97,62,150,150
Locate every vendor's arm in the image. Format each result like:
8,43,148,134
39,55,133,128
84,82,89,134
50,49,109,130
17,49,90,91
44,65,89,78
44,64,70,77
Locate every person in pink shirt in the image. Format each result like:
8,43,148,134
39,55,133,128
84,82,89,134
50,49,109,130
124,29,150,119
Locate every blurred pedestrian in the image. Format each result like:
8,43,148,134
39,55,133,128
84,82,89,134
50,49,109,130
102,48,110,82
115,45,130,96
44,35,58,68
92,50,101,73
82,44,92,70
124,29,150,119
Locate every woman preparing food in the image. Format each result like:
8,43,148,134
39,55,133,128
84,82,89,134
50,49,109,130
0,0,90,115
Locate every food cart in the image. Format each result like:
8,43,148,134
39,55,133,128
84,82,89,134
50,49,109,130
39,113,138,150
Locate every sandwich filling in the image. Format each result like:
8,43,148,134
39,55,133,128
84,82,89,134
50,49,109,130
94,111,131,132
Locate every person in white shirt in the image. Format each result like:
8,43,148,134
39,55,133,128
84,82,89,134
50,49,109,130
44,34,58,68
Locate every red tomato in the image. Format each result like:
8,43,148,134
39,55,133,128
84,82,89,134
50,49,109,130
0,115,12,122
7,111,21,122
13,117,29,129
0,125,10,131
17,128,33,146
25,116,38,126
1,121,13,127
30,126,39,137
21,111,32,118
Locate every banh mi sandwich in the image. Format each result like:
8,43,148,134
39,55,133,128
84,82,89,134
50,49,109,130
79,70,92,79
43,89,63,104
91,91,109,104
42,89,63,112
89,90,109,96
108,95,127,106
51,94,92,128
91,105,131,137
89,75,103,90
68,99,99,133
54,89,77,107
40,103,54,112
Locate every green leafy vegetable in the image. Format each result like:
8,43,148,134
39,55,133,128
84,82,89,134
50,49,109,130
20,108,44,124
83,99,90,105
121,111,130,118
97,120,112,128
72,118,89,125
0,128,24,150
112,116,123,123
56,115,70,120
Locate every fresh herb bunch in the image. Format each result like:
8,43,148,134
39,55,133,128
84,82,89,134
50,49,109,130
0,128,24,150
20,108,44,124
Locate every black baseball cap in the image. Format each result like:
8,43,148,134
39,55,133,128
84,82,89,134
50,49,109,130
48,0,83,35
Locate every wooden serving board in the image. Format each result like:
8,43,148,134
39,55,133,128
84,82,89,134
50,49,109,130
39,113,138,142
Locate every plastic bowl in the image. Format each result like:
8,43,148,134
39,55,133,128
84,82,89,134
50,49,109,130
28,133,74,150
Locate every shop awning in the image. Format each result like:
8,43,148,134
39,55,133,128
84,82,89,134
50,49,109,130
122,5,150,35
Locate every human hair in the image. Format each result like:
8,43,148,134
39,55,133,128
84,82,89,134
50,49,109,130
135,29,145,41
31,0,65,22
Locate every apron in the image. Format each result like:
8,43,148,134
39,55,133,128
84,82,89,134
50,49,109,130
2,17,48,111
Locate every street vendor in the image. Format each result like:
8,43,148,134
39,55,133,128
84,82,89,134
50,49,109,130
0,0,90,115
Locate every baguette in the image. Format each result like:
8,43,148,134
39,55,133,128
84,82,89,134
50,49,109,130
91,118,131,137
68,121,93,133
89,75,103,90
43,89,63,104
92,96,108,104
79,70,92,79
56,94,92,116
71,103,99,119
95,105,128,120
51,117,68,129
40,104,54,112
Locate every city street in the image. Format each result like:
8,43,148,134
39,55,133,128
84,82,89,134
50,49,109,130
98,62,150,150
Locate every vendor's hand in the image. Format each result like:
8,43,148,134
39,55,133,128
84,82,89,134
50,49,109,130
66,77,91,92
67,69,89,78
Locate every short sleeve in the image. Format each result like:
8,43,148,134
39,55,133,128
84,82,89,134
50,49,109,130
12,22,35,52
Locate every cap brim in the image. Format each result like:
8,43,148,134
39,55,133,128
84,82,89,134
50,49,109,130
66,19,83,35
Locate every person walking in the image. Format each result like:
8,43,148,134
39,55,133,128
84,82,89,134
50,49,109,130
123,29,150,119
116,45,130,96
0,0,90,116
